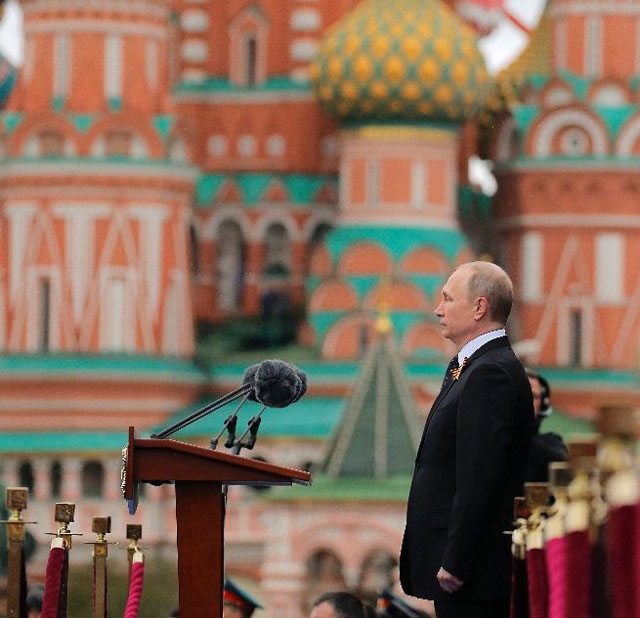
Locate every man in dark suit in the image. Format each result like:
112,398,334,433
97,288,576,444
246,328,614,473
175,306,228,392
400,261,534,618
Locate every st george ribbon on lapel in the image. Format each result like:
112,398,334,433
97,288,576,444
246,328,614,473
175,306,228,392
441,356,459,390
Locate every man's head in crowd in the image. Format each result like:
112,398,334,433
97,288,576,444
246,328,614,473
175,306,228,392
310,591,376,618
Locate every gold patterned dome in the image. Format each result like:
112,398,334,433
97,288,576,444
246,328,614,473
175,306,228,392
310,0,491,122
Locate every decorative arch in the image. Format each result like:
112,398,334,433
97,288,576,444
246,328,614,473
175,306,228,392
337,243,393,276
615,113,640,157
528,107,609,157
539,79,574,108
454,247,475,266
309,279,358,312
254,212,300,243
262,221,292,276
229,5,270,86
363,280,429,311
321,312,375,360
10,115,78,158
81,460,104,498
402,321,448,359
202,208,250,241
83,111,164,158
399,246,449,274
588,80,630,106
215,219,246,311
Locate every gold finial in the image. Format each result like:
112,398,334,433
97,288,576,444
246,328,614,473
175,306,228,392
375,278,393,336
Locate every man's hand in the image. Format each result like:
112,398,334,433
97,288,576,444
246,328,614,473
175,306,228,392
437,567,464,593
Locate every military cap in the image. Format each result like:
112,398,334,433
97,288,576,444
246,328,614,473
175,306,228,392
223,579,262,617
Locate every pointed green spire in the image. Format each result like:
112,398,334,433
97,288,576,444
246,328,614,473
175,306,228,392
323,333,423,478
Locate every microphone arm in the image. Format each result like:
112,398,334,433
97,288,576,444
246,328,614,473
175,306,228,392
231,405,266,455
151,383,253,439
209,392,251,450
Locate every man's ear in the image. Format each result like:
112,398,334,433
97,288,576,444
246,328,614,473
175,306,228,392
474,296,488,321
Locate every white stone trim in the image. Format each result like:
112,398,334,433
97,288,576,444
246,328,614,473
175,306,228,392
181,10,209,33
615,114,640,156
290,8,321,32
105,34,123,101
289,38,318,62
26,20,168,38
550,2,640,16
145,39,159,91
172,90,314,104
584,15,602,77
554,17,567,72
254,211,301,242
533,108,608,157
498,214,640,229
595,233,624,303
202,208,250,241
53,33,71,100
181,39,208,63
520,232,543,303
23,0,169,17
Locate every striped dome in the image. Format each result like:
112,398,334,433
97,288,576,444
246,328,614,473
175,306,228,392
310,0,491,123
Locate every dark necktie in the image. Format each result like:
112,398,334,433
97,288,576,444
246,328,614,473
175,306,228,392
441,356,459,391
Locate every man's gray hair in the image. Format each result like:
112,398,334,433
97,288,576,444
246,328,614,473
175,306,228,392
460,261,513,325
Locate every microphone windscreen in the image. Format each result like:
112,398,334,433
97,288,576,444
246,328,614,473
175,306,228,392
242,363,260,402
254,360,300,408
290,365,307,403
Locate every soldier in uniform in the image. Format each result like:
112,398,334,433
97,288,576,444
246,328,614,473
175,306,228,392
223,579,262,618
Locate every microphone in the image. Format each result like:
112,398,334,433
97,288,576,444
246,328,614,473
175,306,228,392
253,360,307,408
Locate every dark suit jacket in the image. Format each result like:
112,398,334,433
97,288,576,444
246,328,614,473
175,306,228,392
399,336,534,602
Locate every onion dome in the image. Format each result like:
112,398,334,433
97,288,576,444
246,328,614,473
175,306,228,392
310,0,491,123
0,52,16,110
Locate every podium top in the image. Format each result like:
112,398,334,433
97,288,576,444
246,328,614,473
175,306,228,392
123,427,311,504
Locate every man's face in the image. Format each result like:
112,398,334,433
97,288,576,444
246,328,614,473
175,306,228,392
528,376,542,418
434,268,478,348
310,601,337,618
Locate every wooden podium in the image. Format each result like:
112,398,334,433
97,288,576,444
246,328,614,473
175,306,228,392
122,427,311,617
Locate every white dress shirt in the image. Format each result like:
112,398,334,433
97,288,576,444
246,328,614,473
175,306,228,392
457,328,506,366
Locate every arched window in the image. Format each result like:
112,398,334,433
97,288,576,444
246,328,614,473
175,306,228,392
105,131,131,157
81,461,104,498
245,34,258,86
358,550,397,605
18,462,35,495
190,224,199,276
216,220,246,311
40,131,64,157
263,223,291,278
50,461,62,498
230,6,269,86
304,550,346,613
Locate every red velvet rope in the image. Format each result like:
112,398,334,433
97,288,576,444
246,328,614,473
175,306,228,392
123,560,145,618
41,547,66,618
527,548,548,618
510,555,529,618
546,537,568,618
607,504,636,618
566,530,591,618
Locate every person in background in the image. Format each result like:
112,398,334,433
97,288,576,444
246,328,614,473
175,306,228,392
525,369,568,482
376,590,432,617
224,579,262,618
310,591,376,618
25,584,44,618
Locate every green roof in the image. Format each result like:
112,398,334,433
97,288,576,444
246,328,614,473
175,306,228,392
174,75,309,94
0,353,204,381
0,431,128,454
269,474,412,501
323,336,422,478
324,225,467,263
195,172,337,207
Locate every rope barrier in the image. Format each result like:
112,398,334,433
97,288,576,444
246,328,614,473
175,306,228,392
41,538,66,618
526,548,548,618
566,530,590,618
545,537,567,618
510,554,529,618
123,552,145,618
606,504,636,618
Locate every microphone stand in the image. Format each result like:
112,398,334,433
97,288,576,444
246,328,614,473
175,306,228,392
231,405,266,455
209,393,251,450
151,383,253,439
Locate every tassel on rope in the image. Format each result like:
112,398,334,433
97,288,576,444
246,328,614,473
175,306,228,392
41,538,66,618
123,551,145,618
524,483,549,618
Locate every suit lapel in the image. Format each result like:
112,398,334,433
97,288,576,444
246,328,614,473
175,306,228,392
415,337,511,461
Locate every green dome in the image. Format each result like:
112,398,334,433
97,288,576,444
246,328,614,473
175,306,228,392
310,0,491,123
